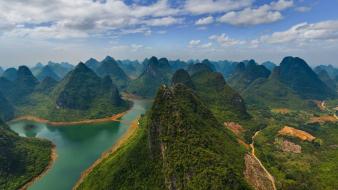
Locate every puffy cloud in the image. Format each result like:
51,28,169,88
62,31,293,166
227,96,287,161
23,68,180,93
260,20,338,44
218,0,293,26
0,0,181,39
189,40,201,46
209,33,245,46
270,0,294,11
144,17,182,26
185,0,252,15
195,16,214,25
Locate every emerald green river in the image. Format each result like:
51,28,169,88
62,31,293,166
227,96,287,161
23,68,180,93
9,99,152,190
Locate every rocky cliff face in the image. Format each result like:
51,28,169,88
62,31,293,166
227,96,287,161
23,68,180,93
148,84,250,189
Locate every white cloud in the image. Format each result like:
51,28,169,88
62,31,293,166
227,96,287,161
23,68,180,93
189,40,201,46
209,33,245,46
188,40,213,49
195,16,214,25
270,0,294,11
218,0,293,26
200,42,213,48
0,0,182,39
185,0,252,15
144,17,182,26
260,20,338,44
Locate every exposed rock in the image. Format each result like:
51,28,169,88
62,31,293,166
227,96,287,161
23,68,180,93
244,154,275,190
281,140,301,153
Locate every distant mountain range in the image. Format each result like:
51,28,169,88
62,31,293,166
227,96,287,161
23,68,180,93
127,56,173,98
1,55,337,120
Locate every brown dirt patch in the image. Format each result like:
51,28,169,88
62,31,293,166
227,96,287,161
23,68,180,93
278,126,315,141
271,108,290,114
224,122,244,136
309,115,337,124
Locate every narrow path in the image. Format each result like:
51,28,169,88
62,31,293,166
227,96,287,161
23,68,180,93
250,131,277,190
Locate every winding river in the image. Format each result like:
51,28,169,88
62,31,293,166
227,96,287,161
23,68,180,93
9,99,152,190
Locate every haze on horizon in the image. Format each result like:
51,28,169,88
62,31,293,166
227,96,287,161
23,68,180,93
1,0,338,67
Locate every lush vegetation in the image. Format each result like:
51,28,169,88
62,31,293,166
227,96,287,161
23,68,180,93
127,56,173,98
77,84,251,190
0,120,52,190
16,64,130,121
252,109,338,190
191,69,249,122
96,56,130,89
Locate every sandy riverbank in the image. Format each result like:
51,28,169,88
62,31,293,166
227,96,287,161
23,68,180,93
72,118,140,190
10,112,127,126
19,144,57,190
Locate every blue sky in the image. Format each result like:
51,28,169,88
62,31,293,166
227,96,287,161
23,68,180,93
0,0,338,67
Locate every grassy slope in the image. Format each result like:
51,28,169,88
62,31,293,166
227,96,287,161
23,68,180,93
0,122,52,190
77,85,251,190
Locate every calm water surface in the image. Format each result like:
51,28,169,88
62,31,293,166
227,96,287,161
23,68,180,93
9,99,152,190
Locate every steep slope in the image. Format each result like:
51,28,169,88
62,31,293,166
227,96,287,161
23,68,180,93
316,69,336,91
127,56,172,97
85,58,101,71
35,77,58,94
171,69,195,89
276,56,336,99
187,62,213,76
212,60,238,78
11,66,39,102
0,92,14,121
2,68,17,81
47,61,74,78
228,60,271,92
36,65,60,81
117,60,143,79
190,69,249,121
30,63,44,75
241,77,310,109
76,84,250,190
314,64,338,79
96,56,129,88
55,62,124,109
0,119,52,190
0,67,3,75
262,61,276,71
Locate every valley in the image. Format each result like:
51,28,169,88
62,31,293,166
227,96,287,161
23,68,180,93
0,55,337,190
8,99,151,190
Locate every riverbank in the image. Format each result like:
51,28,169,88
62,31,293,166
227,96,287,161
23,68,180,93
20,144,57,190
10,112,127,126
72,118,140,190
